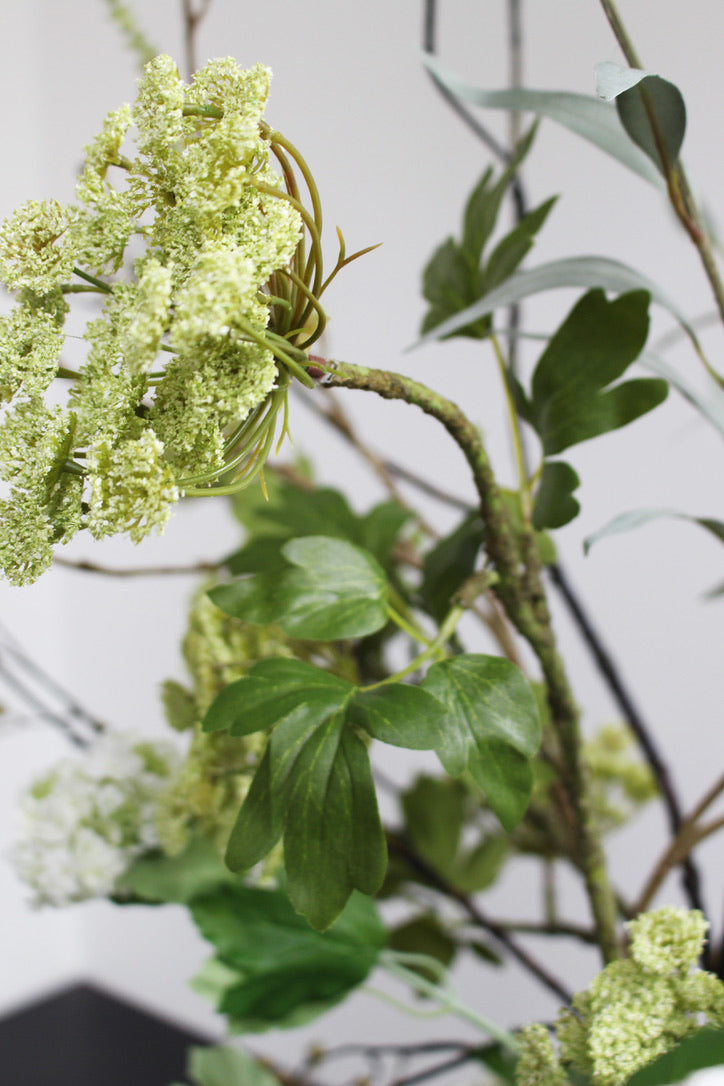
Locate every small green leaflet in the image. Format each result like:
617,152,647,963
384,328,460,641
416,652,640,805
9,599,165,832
210,535,389,641
532,461,580,530
517,289,666,456
616,75,686,178
189,885,386,1032
421,655,541,830
204,657,446,929
421,127,556,341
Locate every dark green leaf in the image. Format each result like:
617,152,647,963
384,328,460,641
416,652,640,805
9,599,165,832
349,683,446,749
421,512,482,622
468,940,504,967
483,196,557,292
388,915,457,980
532,461,581,530
625,1028,724,1084
527,289,665,455
210,535,389,641
119,836,236,904
189,885,386,1031
475,1042,518,1083
188,1046,282,1086
455,834,509,894
462,124,538,265
421,239,490,340
616,75,686,177
203,658,353,736
224,746,285,872
283,717,387,929
401,776,467,872
421,655,541,830
358,501,411,566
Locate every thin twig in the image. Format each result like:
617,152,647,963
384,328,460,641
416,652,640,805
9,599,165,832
53,556,219,577
181,0,214,78
388,832,572,1004
389,1049,483,1086
547,562,706,919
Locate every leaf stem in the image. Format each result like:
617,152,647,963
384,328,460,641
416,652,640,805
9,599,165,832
379,950,519,1052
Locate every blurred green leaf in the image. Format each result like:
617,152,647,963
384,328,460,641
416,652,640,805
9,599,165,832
189,886,386,1032
532,461,581,530
120,836,236,905
187,1045,282,1086
160,678,197,732
421,512,483,621
388,914,457,980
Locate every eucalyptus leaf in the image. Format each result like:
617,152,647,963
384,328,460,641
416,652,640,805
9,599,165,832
422,53,664,187
595,61,648,101
616,75,686,176
415,256,696,348
421,654,541,830
584,508,724,554
210,535,389,641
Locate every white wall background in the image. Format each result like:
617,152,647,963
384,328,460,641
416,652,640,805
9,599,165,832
1,0,724,1078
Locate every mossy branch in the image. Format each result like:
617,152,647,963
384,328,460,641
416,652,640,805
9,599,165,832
320,358,620,963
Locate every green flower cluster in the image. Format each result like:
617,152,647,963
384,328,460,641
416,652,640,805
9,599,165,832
0,54,317,585
516,908,724,1086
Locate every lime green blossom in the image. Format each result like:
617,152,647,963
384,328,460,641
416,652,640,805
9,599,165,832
515,1025,568,1085
629,905,709,975
0,199,76,292
0,53,326,584
0,306,65,402
87,431,179,542
517,908,724,1086
584,723,658,832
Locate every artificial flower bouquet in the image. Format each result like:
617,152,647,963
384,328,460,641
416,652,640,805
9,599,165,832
3,3,724,1084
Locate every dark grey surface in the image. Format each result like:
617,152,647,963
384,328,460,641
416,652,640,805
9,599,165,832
0,983,210,1085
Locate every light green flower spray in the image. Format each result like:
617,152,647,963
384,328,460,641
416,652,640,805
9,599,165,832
0,55,367,584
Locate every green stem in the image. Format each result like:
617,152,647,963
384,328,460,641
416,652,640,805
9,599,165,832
490,331,530,515
322,358,620,963
365,605,462,690
599,0,724,362
379,950,519,1052
72,267,112,293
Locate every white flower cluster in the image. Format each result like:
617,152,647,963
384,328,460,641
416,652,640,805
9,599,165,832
0,55,304,585
12,731,180,906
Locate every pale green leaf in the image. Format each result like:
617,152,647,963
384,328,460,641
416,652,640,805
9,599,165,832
422,54,664,187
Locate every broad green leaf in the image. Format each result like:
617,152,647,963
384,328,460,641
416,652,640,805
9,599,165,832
532,461,580,530
203,658,353,735
421,655,541,830
584,508,724,555
525,290,666,455
119,836,236,904
415,256,696,348
188,1046,282,1086
349,683,447,749
625,1028,724,1084
189,885,386,1031
422,53,664,187
616,75,686,176
421,512,483,621
358,501,411,565
283,716,387,929
210,535,389,641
